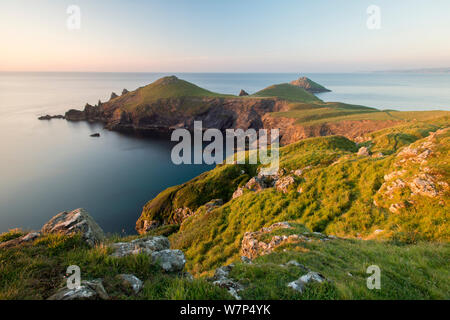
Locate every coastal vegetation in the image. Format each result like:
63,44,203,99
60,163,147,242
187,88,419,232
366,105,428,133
3,76,448,300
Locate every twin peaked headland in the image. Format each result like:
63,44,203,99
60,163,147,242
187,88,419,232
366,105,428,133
53,75,408,145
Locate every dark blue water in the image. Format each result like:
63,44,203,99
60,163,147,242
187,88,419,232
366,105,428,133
0,72,449,234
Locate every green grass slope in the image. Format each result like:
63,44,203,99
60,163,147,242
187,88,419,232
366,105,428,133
229,225,449,300
252,83,322,103
270,102,449,126
168,117,449,275
0,232,231,300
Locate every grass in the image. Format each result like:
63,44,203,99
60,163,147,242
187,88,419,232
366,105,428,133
137,163,258,229
252,83,322,103
269,103,449,127
230,236,450,300
0,233,231,300
167,117,449,276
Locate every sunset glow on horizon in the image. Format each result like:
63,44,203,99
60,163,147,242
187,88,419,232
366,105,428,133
1,0,450,73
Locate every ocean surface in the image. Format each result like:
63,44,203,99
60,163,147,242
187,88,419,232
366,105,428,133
0,72,449,234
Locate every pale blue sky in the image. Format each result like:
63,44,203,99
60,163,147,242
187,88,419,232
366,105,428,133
1,0,449,72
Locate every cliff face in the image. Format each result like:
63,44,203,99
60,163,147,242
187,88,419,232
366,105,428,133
66,96,291,134
262,114,403,145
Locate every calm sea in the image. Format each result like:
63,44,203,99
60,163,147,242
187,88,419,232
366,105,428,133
0,72,449,234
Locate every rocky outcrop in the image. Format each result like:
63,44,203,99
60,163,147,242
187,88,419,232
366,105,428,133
208,264,243,300
122,89,129,95
110,236,170,257
118,274,143,294
110,92,119,100
109,235,186,272
275,175,295,193
241,222,292,259
375,128,449,213
0,232,40,249
90,133,100,137
48,279,109,300
357,146,370,156
38,114,65,120
241,222,335,259
239,89,249,96
170,207,195,225
41,208,105,246
232,170,297,199
287,272,327,294
151,249,186,272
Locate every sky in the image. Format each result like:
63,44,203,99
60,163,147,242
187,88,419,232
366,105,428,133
1,0,449,72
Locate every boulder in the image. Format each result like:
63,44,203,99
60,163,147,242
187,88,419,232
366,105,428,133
110,236,170,257
275,175,295,193
170,207,194,224
357,146,370,156
209,264,243,300
41,208,105,246
118,274,143,294
287,272,327,294
151,249,186,272
47,279,109,300
110,92,119,100
409,174,439,197
122,88,129,95
90,133,100,137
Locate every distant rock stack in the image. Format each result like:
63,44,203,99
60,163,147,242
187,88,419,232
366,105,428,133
110,92,119,100
97,100,102,107
290,76,331,93
239,89,249,96
122,88,129,95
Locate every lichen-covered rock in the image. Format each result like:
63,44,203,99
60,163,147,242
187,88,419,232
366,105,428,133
41,208,105,246
151,249,186,272
110,236,170,257
118,274,143,294
275,175,295,193
287,272,327,294
241,222,295,259
209,264,243,300
47,279,109,300
409,174,439,197
357,146,370,156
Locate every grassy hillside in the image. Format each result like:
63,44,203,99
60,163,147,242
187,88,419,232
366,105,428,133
0,231,231,300
114,76,231,112
164,116,449,275
229,227,450,300
252,83,322,103
270,102,449,126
